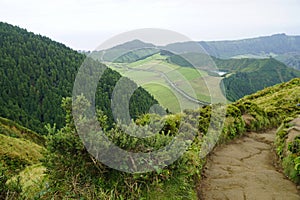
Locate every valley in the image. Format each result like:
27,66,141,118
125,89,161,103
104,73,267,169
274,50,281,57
98,43,300,112
107,53,212,113
1,21,300,199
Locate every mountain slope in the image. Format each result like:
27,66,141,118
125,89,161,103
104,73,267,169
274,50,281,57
0,22,159,133
166,34,300,70
199,33,300,58
218,58,300,101
0,117,44,174
100,40,300,103
1,76,299,199
0,116,46,199
201,33,300,70
90,39,157,62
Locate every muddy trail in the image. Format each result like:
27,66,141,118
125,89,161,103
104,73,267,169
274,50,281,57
199,130,300,200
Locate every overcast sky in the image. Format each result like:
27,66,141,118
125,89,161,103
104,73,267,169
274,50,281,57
1,0,300,50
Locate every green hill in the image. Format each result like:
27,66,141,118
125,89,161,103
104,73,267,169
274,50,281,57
37,78,300,199
102,42,300,104
90,39,157,62
217,58,300,101
0,117,45,199
0,22,159,133
199,34,300,58
1,74,299,199
0,117,44,174
167,34,300,70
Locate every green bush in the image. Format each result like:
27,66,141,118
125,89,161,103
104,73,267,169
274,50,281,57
275,117,300,184
41,96,203,199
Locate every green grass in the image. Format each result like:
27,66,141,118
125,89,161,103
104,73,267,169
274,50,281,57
0,117,46,199
0,117,45,146
174,67,207,81
146,175,198,200
8,164,46,199
0,134,44,169
239,78,300,118
143,83,181,113
108,53,217,112
128,53,167,68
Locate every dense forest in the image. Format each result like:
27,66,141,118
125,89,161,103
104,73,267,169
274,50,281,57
0,22,159,133
215,57,300,101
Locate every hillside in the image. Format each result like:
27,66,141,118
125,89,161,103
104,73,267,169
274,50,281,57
1,21,300,199
0,117,44,173
90,39,158,62
98,41,300,105
166,34,300,70
107,52,214,113
0,22,159,133
1,74,300,199
199,34,300,58
0,117,45,199
217,57,300,101
200,78,300,199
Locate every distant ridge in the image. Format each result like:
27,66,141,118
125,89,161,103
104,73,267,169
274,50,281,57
198,33,300,58
109,39,155,50
96,34,300,70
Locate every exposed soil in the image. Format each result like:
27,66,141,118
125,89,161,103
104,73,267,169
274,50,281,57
199,129,300,200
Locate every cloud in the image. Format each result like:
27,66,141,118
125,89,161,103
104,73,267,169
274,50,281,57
1,0,299,50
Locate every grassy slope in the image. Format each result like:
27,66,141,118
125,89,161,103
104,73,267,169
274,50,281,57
0,117,45,198
109,53,211,112
236,78,300,185
1,78,299,199
238,77,300,117
119,51,300,107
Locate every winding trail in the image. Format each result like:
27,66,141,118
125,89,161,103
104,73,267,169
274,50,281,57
199,130,300,200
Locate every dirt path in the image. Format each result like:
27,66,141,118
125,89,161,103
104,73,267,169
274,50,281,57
199,130,300,200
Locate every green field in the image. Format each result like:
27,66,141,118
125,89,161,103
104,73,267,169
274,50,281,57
143,83,200,113
108,53,221,112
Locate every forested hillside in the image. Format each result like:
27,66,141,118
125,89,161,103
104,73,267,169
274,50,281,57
216,57,300,101
0,22,158,133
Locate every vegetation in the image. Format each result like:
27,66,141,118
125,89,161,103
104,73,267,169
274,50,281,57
0,117,45,199
101,41,300,105
219,58,300,101
40,96,203,199
162,34,300,70
1,21,300,199
275,116,300,184
1,74,300,199
0,22,158,133
108,53,210,112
